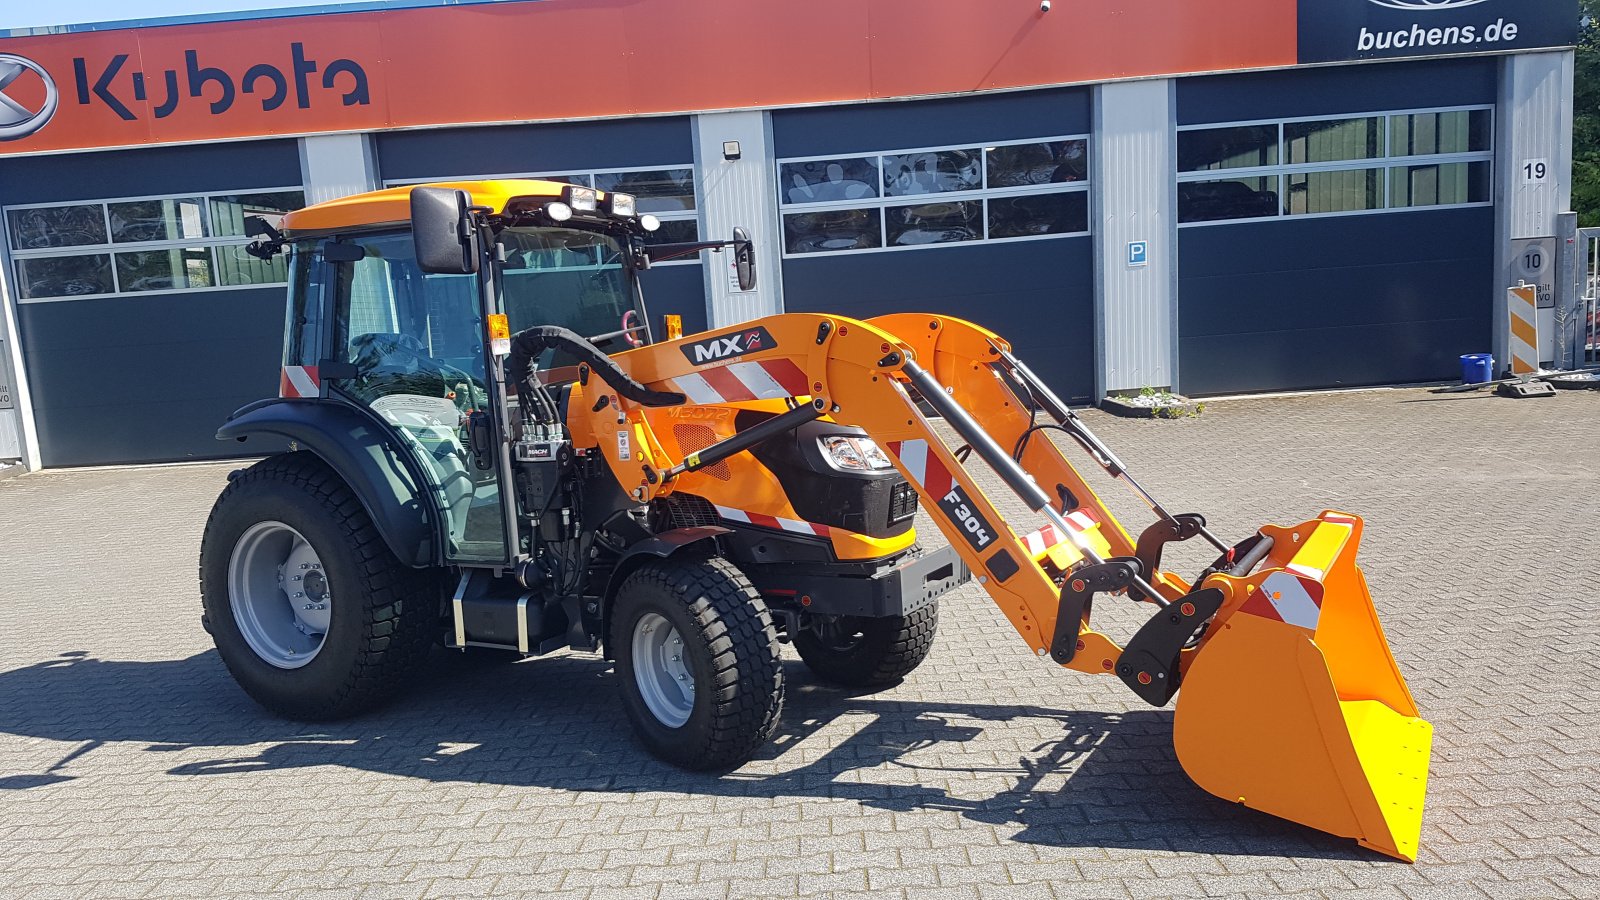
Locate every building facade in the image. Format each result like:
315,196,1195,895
0,0,1580,469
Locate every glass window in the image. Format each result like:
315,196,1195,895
644,218,700,245
882,148,982,197
14,254,114,299
214,242,291,287
1285,118,1382,165
1179,177,1280,224
7,204,108,250
208,191,306,238
1284,169,1382,216
594,169,696,213
115,247,215,291
1390,161,1492,208
886,199,981,246
783,208,882,254
109,198,206,244
988,191,1089,239
1390,110,1491,157
780,158,880,204
986,140,1087,188
1178,125,1279,173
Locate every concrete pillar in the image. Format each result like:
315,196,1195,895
692,110,784,329
0,216,40,471
299,133,382,204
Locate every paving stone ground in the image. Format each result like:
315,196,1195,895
1,387,1598,899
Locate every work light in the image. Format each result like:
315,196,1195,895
563,186,598,212
605,192,636,217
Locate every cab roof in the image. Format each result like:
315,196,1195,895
279,179,602,235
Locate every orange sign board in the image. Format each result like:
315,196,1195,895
0,0,1297,157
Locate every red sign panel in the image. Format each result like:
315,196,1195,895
0,0,1297,156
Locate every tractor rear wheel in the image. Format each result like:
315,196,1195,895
611,557,783,770
199,453,439,720
793,602,939,688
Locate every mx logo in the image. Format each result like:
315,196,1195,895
0,54,58,141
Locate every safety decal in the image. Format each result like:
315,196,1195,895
1021,513,1097,557
616,430,632,461
670,358,810,404
887,439,995,552
279,366,320,398
1239,570,1325,631
713,504,830,538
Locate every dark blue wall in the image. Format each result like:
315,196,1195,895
642,263,706,338
772,89,1092,156
782,238,1096,401
2,140,303,466
1177,57,1498,125
1179,207,1495,396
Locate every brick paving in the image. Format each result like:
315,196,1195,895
1,387,1597,899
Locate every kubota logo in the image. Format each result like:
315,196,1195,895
0,54,58,141
1366,0,1491,9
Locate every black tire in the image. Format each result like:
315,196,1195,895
199,452,440,720
610,557,783,770
793,601,939,688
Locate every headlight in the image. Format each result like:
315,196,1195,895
639,214,661,232
818,435,895,471
563,186,598,212
606,192,636,217
543,201,573,222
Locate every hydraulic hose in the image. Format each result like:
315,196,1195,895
505,325,685,410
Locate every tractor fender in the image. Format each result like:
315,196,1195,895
600,526,732,656
217,399,438,568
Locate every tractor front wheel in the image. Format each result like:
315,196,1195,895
793,602,939,688
611,557,784,770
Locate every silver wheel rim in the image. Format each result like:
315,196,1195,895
631,612,694,728
228,521,332,670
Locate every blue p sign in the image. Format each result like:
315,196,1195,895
1128,241,1149,268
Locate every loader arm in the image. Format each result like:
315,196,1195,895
547,311,1432,863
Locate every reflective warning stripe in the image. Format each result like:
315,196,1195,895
886,438,954,498
1240,570,1325,631
671,359,811,404
280,366,320,398
1022,511,1098,557
713,504,829,537
1508,285,1539,376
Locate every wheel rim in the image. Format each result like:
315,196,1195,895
228,521,332,670
631,612,694,728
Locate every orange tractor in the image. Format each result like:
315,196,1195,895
200,180,1431,861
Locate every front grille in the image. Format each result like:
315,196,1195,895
888,480,919,525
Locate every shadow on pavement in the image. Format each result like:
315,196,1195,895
0,649,1372,862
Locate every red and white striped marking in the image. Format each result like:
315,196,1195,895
1021,512,1098,557
1240,570,1325,631
885,438,955,498
671,359,811,404
713,504,830,538
1507,284,1540,376
280,366,320,399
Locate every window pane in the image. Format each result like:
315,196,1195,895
7,204,107,250
643,218,700,246
115,247,215,291
1285,118,1382,165
1390,161,1492,207
1389,110,1492,157
14,254,113,299
209,191,307,238
780,158,879,204
783,208,882,253
214,242,291,286
109,198,206,244
1285,168,1382,215
594,169,696,213
882,148,982,197
886,199,981,245
986,140,1088,188
1178,126,1278,173
1178,177,1280,223
988,191,1089,239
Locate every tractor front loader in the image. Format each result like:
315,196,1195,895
201,181,1430,863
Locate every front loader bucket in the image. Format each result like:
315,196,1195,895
1173,512,1432,862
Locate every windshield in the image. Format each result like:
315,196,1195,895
497,226,646,362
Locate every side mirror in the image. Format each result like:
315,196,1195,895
732,226,756,292
411,187,480,275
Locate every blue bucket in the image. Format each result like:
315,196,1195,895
1460,353,1494,385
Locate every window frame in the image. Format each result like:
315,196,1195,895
385,164,703,267
776,133,1092,258
1176,105,1494,228
5,186,307,303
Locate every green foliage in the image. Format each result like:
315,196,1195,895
1576,4,1600,225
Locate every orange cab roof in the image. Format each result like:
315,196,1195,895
279,179,598,235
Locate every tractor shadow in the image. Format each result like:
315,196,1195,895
0,649,1371,862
